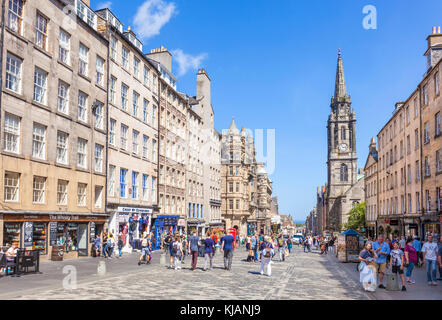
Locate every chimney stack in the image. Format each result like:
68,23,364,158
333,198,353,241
145,46,172,72
425,27,442,70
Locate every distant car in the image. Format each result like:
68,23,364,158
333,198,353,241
292,235,304,244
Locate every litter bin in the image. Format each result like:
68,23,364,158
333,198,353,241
385,272,399,291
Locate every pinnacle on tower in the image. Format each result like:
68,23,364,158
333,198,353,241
334,48,347,99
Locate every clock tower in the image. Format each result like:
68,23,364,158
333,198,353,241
327,50,358,199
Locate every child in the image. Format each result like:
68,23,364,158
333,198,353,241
173,236,183,270
390,242,407,291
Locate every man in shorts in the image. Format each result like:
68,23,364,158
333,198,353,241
372,234,391,289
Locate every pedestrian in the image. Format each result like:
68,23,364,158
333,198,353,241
422,234,439,286
117,235,123,258
164,232,174,269
404,237,418,284
308,236,313,252
188,231,200,271
107,233,115,258
328,236,335,254
303,238,308,253
412,236,422,267
138,233,151,265
260,236,274,276
390,241,407,291
277,236,286,262
438,235,442,281
221,230,235,271
173,235,183,270
287,238,293,254
372,234,390,289
358,242,377,292
399,236,406,251
94,235,101,258
203,232,215,271
181,235,188,264
102,232,108,258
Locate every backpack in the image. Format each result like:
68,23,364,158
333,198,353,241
264,244,272,258
107,237,114,247
172,242,178,253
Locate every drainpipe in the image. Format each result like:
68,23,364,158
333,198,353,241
104,22,111,230
0,0,6,148
418,84,423,239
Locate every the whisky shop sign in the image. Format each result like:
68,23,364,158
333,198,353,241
3,214,107,222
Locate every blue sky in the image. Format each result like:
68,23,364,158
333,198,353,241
94,0,442,221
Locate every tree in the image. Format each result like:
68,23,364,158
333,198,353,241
343,202,366,232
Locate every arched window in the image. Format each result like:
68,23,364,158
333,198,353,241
340,164,348,182
341,126,346,140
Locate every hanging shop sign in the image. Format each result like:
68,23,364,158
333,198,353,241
3,214,107,222
163,217,178,226
90,222,96,241
117,207,153,214
178,219,186,227
49,222,58,246
389,220,399,226
23,221,34,247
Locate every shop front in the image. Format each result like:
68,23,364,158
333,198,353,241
1,213,107,260
151,215,179,250
403,216,421,238
187,218,206,237
247,221,257,236
421,215,441,239
108,207,153,253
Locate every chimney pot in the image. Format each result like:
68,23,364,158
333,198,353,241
438,26,441,34
433,27,437,34
128,26,131,31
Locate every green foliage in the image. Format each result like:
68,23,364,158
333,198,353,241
343,202,366,232
295,223,305,228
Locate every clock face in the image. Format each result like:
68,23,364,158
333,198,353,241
339,143,348,152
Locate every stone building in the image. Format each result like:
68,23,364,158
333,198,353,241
188,69,222,234
221,120,256,236
184,102,205,235
325,50,365,232
145,47,188,246
257,163,273,234
94,8,159,250
363,138,378,238
0,0,108,259
376,27,441,238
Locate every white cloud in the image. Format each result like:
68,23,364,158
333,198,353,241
96,1,112,10
171,49,208,76
133,0,177,40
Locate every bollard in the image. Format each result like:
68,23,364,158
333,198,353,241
160,253,166,266
97,261,106,276
385,272,399,291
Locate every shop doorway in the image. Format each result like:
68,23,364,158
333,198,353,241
78,224,88,256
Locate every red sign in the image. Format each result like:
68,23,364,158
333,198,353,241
228,228,237,248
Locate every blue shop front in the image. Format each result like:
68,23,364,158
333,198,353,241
151,215,180,250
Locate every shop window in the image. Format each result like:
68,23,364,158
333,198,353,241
33,222,47,254
66,223,78,252
3,222,21,247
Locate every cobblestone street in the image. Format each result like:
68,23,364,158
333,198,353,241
2,246,373,300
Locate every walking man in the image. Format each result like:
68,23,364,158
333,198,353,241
412,236,422,267
203,232,215,271
188,231,200,271
251,234,257,262
422,234,439,286
372,234,391,289
221,230,235,271
278,236,286,262
164,232,174,269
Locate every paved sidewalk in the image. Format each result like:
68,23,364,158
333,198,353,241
1,246,369,300
321,247,442,300
0,250,162,298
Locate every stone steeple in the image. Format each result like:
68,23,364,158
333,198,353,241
228,117,240,135
334,49,347,100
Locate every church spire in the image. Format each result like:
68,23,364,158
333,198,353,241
334,48,347,99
